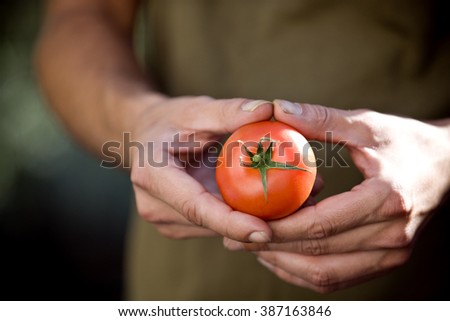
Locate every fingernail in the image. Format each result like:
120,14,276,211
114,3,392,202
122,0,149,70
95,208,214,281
241,100,271,112
257,257,275,270
274,99,302,115
248,231,271,243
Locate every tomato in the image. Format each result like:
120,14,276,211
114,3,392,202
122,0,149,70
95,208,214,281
216,120,316,220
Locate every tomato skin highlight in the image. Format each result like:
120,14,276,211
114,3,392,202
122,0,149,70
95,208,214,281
216,121,317,220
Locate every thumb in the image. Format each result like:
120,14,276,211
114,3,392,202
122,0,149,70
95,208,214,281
273,99,372,147
182,97,273,135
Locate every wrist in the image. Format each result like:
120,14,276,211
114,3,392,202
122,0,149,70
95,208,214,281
104,84,168,138
95,83,167,167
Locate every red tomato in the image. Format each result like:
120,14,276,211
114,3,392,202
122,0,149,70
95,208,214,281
216,121,316,220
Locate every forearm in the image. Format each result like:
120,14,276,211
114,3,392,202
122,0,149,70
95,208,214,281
34,0,164,155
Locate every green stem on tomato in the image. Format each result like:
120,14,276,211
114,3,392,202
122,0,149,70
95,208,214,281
240,137,311,202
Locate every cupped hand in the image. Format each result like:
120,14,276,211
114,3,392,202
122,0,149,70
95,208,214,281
225,99,450,293
130,95,274,241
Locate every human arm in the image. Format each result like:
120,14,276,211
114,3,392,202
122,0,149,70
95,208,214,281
225,100,450,292
35,0,273,241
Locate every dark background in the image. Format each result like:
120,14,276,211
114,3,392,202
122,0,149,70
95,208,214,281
0,1,132,300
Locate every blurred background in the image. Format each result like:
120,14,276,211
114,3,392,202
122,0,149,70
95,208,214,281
0,1,132,299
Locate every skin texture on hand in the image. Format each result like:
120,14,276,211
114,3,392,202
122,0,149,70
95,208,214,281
224,100,450,293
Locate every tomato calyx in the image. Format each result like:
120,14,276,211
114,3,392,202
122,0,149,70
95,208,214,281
239,137,311,202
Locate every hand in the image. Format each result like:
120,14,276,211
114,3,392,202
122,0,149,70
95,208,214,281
130,95,275,241
225,100,450,293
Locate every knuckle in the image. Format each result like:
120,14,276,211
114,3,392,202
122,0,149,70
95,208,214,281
309,264,334,288
181,198,203,227
299,239,328,256
307,217,336,240
379,180,412,219
219,99,231,121
379,249,412,270
391,231,412,248
131,168,159,194
312,104,332,130
135,197,168,224
135,198,177,225
138,209,156,222
130,168,145,188
217,98,244,133
374,179,411,219
139,209,172,225
136,203,157,223
147,216,171,225
375,220,412,249
350,110,385,146
352,109,378,125
389,184,412,216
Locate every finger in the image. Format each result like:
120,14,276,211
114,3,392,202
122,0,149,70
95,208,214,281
256,248,411,293
166,98,273,160
132,165,272,243
224,217,410,254
268,178,393,242
166,97,273,153
135,185,218,238
134,185,193,226
257,256,382,294
178,97,274,135
155,223,218,239
273,99,375,147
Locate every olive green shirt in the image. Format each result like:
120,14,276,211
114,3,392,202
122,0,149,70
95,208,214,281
126,0,450,300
